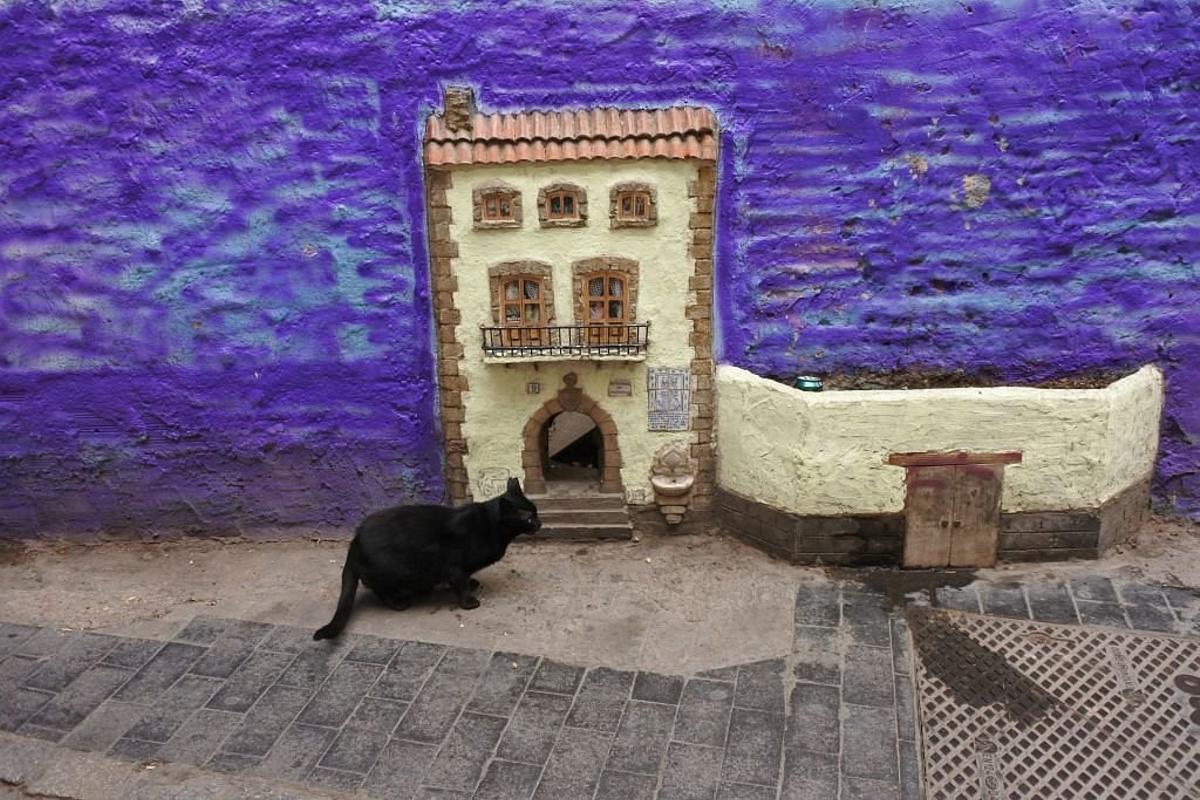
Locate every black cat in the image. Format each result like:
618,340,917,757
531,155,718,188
313,478,541,640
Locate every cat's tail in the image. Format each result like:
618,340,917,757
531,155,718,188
313,541,360,640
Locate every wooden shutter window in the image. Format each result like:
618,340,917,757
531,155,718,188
546,190,578,220
500,277,544,325
583,272,628,344
499,276,545,346
482,191,515,221
609,184,656,228
537,183,587,227
616,191,651,221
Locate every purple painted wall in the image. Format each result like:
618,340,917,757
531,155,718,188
2,0,1197,536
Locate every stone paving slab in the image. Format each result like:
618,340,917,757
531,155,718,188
0,729,338,799
914,574,1198,636
0,573,1195,799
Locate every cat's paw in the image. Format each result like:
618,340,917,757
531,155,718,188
459,595,481,610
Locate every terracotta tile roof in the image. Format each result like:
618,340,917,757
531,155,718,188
424,105,718,166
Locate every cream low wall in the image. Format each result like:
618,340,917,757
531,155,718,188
1103,367,1165,501
716,365,1163,516
444,159,701,503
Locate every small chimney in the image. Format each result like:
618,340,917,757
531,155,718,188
443,85,476,132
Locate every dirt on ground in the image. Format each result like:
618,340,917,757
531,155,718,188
980,514,1200,589
0,516,1196,674
772,366,1130,391
0,530,805,675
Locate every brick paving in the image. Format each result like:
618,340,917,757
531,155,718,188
0,574,1195,799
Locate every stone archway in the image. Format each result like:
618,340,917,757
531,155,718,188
522,373,622,495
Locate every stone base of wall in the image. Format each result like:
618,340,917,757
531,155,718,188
715,488,902,566
629,505,718,539
997,512,1100,562
717,479,1152,566
999,478,1151,562
1099,477,1151,552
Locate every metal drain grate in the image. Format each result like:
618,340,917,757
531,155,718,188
908,607,1200,799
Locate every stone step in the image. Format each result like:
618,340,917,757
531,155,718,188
529,494,628,511
537,508,631,525
529,521,634,541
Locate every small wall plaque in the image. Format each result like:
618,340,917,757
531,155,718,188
526,382,540,395
608,380,632,397
647,367,691,431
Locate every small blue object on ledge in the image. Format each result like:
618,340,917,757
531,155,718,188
793,375,823,392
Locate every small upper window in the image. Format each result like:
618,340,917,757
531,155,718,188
617,191,650,221
610,182,657,228
547,190,577,220
473,182,523,229
482,192,515,222
537,183,587,228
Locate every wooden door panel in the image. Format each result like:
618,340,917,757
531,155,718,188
902,465,956,568
949,464,1002,567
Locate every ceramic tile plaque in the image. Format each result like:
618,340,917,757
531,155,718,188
608,379,632,397
647,367,690,431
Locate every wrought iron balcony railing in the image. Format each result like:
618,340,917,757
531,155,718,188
481,323,650,359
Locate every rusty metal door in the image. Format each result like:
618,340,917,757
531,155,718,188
948,464,1001,567
903,464,1002,568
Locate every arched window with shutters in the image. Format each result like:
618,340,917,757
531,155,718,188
500,274,546,338
584,272,627,325
572,257,640,345
488,261,555,347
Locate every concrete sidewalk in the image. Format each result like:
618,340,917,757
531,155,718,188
0,522,1197,798
0,534,803,677
1,572,1196,799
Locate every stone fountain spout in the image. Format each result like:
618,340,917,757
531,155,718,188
650,441,696,526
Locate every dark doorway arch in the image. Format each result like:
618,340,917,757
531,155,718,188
521,373,622,494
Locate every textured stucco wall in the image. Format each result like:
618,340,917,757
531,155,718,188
2,0,1197,537
1103,366,1166,502
444,160,699,503
716,364,1163,516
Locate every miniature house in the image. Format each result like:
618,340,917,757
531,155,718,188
422,87,1164,563
423,88,716,533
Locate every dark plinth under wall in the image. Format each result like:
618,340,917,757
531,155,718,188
714,489,903,566
998,478,1151,562
715,479,1151,566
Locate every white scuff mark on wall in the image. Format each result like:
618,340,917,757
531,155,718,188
963,173,992,208
475,467,516,500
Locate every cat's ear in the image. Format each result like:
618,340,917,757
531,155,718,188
506,477,522,493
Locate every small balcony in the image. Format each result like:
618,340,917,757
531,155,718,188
481,323,650,363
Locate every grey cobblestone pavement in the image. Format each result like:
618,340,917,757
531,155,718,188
0,573,1196,799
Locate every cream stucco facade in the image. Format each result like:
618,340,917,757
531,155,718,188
441,160,705,503
716,364,1164,517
